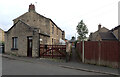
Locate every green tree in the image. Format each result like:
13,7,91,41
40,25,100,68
76,20,88,41
71,36,75,40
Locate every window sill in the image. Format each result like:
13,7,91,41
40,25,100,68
11,48,18,50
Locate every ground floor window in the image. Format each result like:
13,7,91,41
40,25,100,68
12,37,18,49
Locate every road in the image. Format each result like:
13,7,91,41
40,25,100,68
2,57,106,75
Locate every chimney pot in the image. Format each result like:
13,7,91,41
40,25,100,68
29,4,35,12
98,24,101,31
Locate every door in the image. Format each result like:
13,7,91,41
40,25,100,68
27,37,32,57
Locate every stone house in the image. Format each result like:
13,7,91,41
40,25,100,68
5,4,65,57
89,24,118,41
111,25,120,41
0,28,4,43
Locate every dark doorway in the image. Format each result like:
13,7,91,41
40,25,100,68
27,37,32,57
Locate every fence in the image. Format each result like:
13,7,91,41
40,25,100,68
76,41,120,68
40,44,66,58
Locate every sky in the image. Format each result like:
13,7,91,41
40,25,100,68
0,0,119,40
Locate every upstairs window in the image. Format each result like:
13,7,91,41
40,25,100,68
52,24,54,34
12,37,18,49
57,28,58,35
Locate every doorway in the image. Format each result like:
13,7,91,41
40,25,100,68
27,37,32,57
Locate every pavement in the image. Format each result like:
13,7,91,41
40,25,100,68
2,53,120,76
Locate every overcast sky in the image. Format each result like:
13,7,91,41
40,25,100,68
0,0,119,40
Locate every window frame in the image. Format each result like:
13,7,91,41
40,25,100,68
11,37,18,50
52,24,54,34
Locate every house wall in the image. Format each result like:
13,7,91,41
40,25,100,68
95,34,102,41
13,11,64,45
113,29,118,39
49,21,63,45
5,21,39,57
89,27,109,41
118,27,120,41
62,31,65,40
40,35,50,45
0,29,4,42
13,12,50,36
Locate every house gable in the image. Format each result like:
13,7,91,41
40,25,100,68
6,20,34,34
12,4,64,38
111,25,120,40
89,27,109,41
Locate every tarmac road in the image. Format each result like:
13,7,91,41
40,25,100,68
2,57,105,75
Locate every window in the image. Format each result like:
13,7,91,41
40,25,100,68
57,28,58,35
12,37,18,49
52,24,54,34
52,38,53,45
27,20,29,22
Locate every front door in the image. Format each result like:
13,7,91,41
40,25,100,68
27,37,32,57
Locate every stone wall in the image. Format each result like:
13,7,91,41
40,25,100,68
89,27,109,41
49,21,62,45
13,12,50,36
0,29,4,42
13,9,64,45
113,29,118,39
5,21,39,57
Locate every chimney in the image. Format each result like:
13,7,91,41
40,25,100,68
29,4,35,12
98,24,101,31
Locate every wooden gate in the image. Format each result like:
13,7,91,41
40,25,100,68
40,44,66,58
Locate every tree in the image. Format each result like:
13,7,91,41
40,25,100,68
76,20,88,41
71,36,75,40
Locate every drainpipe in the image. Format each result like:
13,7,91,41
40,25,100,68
118,27,120,41
82,40,84,63
38,29,40,57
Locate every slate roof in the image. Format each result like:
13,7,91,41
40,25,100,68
111,25,120,31
6,20,50,37
99,32,117,40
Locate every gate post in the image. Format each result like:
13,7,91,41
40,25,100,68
82,40,84,63
98,41,101,65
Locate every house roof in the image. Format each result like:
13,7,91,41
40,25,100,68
6,20,50,37
99,32,117,40
6,20,33,33
111,25,120,31
0,28,4,31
